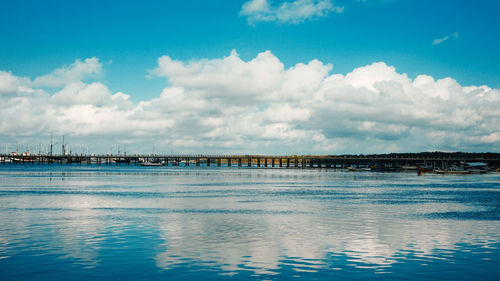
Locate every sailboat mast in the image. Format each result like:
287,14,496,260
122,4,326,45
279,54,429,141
50,135,53,156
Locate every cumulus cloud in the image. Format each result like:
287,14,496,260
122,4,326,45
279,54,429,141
151,50,285,101
240,0,344,25
432,32,459,45
1,52,499,154
0,71,40,96
33,57,102,87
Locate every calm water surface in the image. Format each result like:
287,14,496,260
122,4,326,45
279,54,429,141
0,165,499,280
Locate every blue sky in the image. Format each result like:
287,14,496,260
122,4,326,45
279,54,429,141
1,0,499,100
0,0,499,154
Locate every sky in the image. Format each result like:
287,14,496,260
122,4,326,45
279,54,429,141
0,0,499,155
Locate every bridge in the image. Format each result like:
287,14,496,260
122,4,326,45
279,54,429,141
1,153,499,169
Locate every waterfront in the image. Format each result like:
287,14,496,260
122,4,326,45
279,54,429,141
0,165,499,280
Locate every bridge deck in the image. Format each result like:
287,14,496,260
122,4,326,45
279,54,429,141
1,154,499,168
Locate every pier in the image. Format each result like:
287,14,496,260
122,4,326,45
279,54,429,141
1,152,499,169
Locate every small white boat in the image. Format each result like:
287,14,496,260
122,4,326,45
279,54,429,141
348,166,371,172
401,165,417,170
434,169,470,174
140,161,163,167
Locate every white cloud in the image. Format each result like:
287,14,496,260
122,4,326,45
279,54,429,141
0,71,40,95
33,57,102,87
240,0,343,25
1,52,499,154
264,103,311,122
241,0,271,14
52,82,114,106
151,50,285,101
432,32,459,45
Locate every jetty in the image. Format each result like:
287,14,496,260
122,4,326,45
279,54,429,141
1,152,499,170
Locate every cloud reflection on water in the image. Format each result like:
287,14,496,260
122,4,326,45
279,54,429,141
152,191,500,275
0,167,499,277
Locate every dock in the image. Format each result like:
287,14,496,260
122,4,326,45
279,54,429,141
1,152,499,169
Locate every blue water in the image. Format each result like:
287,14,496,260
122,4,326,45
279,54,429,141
0,165,499,280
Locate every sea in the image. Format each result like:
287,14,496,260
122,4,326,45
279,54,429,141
0,165,499,280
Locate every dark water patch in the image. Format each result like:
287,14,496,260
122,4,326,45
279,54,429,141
2,188,500,207
1,206,307,215
92,207,307,215
420,210,500,221
0,189,259,198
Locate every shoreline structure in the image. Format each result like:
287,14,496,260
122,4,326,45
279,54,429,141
1,152,499,171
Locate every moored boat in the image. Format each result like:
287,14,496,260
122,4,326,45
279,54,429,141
401,165,417,170
140,160,163,166
348,167,371,172
114,158,131,164
370,165,401,172
434,169,470,174
463,162,488,174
